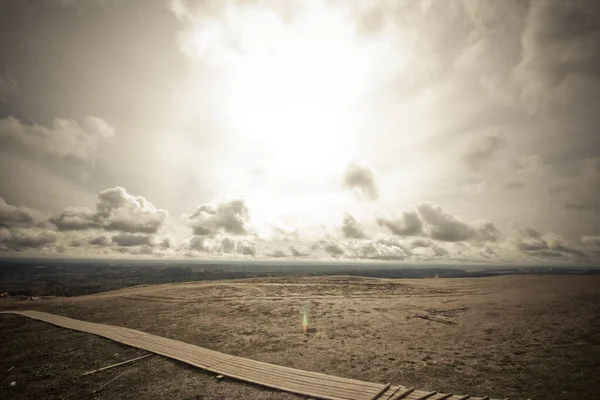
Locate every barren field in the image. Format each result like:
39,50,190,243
1,275,599,400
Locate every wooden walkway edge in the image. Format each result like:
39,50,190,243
1,311,502,400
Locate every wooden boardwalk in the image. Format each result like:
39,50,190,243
2,311,502,400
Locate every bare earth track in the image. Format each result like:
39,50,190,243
1,275,599,399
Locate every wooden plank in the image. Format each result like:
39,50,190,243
383,386,402,400
2,311,502,400
370,383,391,400
414,392,437,400
83,354,153,375
389,387,415,400
5,311,382,400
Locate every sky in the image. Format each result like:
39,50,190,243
0,0,599,264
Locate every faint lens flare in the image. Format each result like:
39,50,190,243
301,303,310,333
302,310,309,333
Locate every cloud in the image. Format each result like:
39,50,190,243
111,233,154,247
184,233,256,256
184,199,250,237
95,187,168,234
324,242,345,257
416,202,499,242
412,238,432,248
342,162,379,201
431,243,449,257
581,235,600,248
267,249,286,258
463,131,503,168
377,210,423,236
0,116,115,161
0,197,46,228
510,221,586,261
516,0,600,111
0,71,18,102
341,214,366,239
289,244,310,257
49,207,98,231
324,237,408,261
89,235,112,246
0,227,57,251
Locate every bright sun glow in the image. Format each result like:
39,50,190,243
188,3,403,173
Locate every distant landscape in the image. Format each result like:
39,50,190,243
1,257,599,297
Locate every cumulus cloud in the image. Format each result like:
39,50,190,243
417,202,499,242
341,214,366,239
89,235,112,246
0,197,46,228
581,235,600,248
289,244,310,257
377,202,499,243
95,187,168,234
184,199,249,236
324,237,408,261
51,187,168,235
111,233,154,247
510,221,585,261
266,249,286,258
376,210,423,236
0,227,57,251
49,207,98,231
342,162,379,201
184,233,256,256
0,116,115,161
412,238,433,248
324,242,345,257
0,71,18,102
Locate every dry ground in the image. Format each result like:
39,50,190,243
1,275,599,400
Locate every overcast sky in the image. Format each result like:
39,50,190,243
0,0,599,264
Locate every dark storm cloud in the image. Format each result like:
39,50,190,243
376,210,423,236
341,214,366,239
342,162,379,201
184,199,250,236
